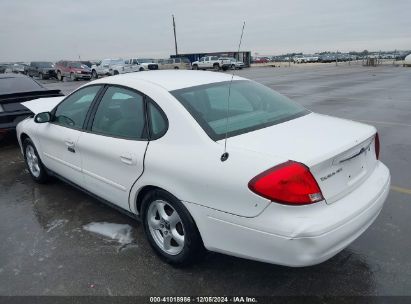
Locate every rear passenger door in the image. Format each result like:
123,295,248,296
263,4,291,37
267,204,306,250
77,85,149,211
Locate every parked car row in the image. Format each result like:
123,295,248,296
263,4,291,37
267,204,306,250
260,51,411,64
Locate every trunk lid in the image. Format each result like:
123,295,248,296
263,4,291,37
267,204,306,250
224,113,378,204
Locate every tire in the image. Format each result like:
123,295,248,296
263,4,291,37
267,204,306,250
192,64,198,70
139,67,145,72
231,64,235,70
213,63,220,71
113,70,119,75
57,71,63,81
141,189,204,266
38,72,43,80
92,70,98,79
174,66,179,69
23,138,49,183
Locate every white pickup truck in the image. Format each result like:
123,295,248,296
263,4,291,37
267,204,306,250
123,58,159,72
91,59,127,78
192,56,231,71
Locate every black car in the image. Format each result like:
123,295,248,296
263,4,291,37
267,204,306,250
0,74,63,138
25,62,56,79
0,64,9,74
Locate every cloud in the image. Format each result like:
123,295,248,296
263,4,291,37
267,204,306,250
0,0,410,61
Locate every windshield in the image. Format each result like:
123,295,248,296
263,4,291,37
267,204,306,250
138,59,154,63
110,59,124,65
171,80,309,140
171,80,310,140
36,62,54,68
68,62,85,68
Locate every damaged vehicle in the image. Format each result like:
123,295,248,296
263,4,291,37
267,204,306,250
17,70,390,266
0,74,63,139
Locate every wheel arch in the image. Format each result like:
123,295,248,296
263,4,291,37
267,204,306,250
134,184,206,250
20,132,30,143
135,185,166,215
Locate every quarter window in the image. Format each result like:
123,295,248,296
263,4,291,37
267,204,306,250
54,85,101,129
91,86,147,140
148,101,167,139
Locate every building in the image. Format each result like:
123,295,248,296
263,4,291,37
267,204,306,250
171,51,251,67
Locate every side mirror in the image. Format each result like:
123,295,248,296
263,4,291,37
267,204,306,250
34,112,52,123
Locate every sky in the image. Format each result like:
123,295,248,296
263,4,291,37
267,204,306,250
1,0,411,62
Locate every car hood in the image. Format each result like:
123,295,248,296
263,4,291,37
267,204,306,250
21,96,65,114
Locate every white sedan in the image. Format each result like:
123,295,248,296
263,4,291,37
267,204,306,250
17,70,390,266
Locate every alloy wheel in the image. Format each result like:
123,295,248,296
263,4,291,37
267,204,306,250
147,200,185,255
25,145,40,178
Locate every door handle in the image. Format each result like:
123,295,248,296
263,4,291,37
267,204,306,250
65,140,74,147
120,155,134,165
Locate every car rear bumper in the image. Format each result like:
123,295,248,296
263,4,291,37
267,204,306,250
184,162,390,266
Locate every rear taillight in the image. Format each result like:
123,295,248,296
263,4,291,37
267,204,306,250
248,161,323,205
375,133,380,160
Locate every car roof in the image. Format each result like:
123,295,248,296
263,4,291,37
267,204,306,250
93,70,246,91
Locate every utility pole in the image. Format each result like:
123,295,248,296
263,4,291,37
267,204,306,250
172,14,178,56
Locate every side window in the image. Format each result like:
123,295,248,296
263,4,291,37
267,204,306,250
54,85,101,129
148,101,167,139
91,86,147,140
175,58,181,63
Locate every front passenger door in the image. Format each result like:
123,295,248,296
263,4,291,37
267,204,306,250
78,86,149,211
36,85,103,185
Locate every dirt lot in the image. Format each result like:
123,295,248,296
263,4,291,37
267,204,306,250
0,64,410,296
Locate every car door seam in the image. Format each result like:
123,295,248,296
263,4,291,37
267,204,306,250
128,141,150,212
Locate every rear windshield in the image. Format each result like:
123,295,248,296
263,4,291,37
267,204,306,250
171,80,309,140
0,76,44,95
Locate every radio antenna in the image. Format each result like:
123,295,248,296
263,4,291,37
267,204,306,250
221,21,245,162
